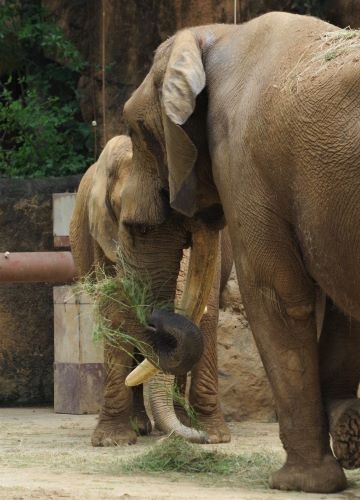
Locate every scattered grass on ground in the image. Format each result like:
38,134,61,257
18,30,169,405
0,435,282,489
3,429,360,490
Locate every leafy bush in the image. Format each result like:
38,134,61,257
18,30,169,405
0,0,93,177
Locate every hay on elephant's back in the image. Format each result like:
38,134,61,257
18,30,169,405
283,28,360,93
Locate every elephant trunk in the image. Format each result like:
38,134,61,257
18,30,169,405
126,228,220,385
148,372,208,443
147,308,204,374
126,232,219,443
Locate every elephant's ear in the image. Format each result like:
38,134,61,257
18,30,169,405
162,30,206,217
88,141,118,262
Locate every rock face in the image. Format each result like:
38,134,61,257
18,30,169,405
0,176,80,404
218,268,276,422
238,0,321,20
42,0,235,150
322,0,360,27
42,0,348,154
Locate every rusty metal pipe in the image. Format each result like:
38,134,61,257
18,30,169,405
0,252,75,283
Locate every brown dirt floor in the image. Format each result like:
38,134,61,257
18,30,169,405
0,408,359,499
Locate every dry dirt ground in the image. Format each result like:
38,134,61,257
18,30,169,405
0,408,360,500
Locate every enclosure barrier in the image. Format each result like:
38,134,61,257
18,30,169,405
0,193,102,414
0,251,75,283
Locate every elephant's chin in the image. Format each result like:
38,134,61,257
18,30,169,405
147,309,203,375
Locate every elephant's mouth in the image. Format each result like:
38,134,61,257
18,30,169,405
145,309,204,375
147,322,178,354
125,228,219,386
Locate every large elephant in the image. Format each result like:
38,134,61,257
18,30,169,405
69,135,232,446
119,11,360,493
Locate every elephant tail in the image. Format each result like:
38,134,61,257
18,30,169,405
149,372,209,444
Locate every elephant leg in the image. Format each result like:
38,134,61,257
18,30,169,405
189,262,230,443
224,198,346,492
92,343,137,446
237,263,345,491
319,299,360,469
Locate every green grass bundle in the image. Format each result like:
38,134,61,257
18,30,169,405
78,255,160,365
123,435,282,488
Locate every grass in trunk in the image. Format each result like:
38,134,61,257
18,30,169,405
77,256,163,367
122,435,282,488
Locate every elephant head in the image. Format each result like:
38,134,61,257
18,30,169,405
86,135,218,377
122,29,223,223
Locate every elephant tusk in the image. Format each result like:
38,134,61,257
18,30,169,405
125,228,219,386
125,358,159,387
177,228,219,327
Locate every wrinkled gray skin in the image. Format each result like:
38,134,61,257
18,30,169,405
120,11,360,493
69,136,232,446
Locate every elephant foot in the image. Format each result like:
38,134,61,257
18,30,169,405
91,417,137,446
328,398,360,469
131,411,152,436
197,412,231,444
270,455,346,493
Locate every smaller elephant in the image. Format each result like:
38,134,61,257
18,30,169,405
70,135,232,445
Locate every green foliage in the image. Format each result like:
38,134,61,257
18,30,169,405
0,0,93,177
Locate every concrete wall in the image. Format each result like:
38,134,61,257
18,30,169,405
0,176,80,405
